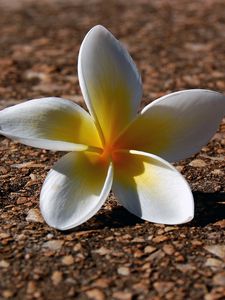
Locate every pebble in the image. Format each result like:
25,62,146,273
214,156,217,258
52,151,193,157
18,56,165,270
163,244,175,255
176,263,196,272
164,226,178,232
46,233,54,239
205,258,223,268
0,166,8,174
30,173,37,180
147,249,165,261
42,240,64,251
175,165,184,172
214,219,225,228
0,260,9,268
73,243,82,252
93,278,111,288
204,245,225,261
211,169,224,176
2,290,14,299
61,255,74,266
117,266,130,276
51,271,63,285
152,235,168,243
189,159,207,167
153,281,174,295
144,246,157,254
27,281,36,294
133,249,144,258
112,291,132,300
85,288,105,300
26,208,44,223
0,232,10,239
92,247,110,255
16,196,28,204
132,237,145,243
213,272,225,286
191,240,203,246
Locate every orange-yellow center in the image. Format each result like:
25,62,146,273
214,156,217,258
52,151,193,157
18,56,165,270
99,142,126,167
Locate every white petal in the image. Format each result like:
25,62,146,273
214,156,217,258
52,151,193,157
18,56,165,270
115,89,225,162
78,25,142,144
40,151,113,230
113,150,194,225
0,97,102,151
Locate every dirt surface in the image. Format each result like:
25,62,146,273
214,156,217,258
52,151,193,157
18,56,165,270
0,0,225,299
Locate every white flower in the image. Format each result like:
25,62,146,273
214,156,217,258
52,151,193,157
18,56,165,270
0,25,224,230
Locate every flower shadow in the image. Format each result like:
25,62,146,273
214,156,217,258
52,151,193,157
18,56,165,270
95,205,144,229
189,192,225,227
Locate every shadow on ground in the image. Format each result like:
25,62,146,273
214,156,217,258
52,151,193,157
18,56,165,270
191,192,225,227
66,192,225,234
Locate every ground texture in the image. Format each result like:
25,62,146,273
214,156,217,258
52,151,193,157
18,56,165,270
0,0,225,299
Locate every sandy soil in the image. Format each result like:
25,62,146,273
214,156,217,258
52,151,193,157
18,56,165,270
0,0,225,299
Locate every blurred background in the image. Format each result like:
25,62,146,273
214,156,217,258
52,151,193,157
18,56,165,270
0,0,225,111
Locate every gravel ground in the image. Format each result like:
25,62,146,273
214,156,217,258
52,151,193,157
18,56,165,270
0,0,225,299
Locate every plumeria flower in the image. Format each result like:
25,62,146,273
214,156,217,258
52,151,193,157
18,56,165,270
0,26,225,230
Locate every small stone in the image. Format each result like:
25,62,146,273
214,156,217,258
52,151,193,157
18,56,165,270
133,281,148,291
92,247,110,255
27,281,36,294
163,244,175,255
144,246,157,254
153,281,174,295
0,232,10,239
26,208,44,223
16,234,26,241
46,233,54,239
164,226,178,232
0,260,9,268
213,272,225,286
175,254,185,262
189,159,206,167
51,271,63,285
141,262,151,271
204,245,225,260
93,278,111,288
25,70,49,81
211,169,224,176
85,288,105,300
133,249,144,258
2,290,13,299
61,255,74,266
132,237,145,243
176,263,196,272
68,287,75,297
117,266,130,276
17,196,28,204
175,165,184,172
191,240,203,246
205,258,223,268
157,229,165,235
204,290,223,300
0,166,8,174
214,219,225,228
112,291,132,300
73,243,82,251
42,240,64,251
147,249,165,261
30,173,37,180
152,235,168,243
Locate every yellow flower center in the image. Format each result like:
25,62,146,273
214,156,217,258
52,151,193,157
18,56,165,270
98,141,126,168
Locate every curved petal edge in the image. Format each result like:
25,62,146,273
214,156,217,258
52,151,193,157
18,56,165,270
113,150,194,225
